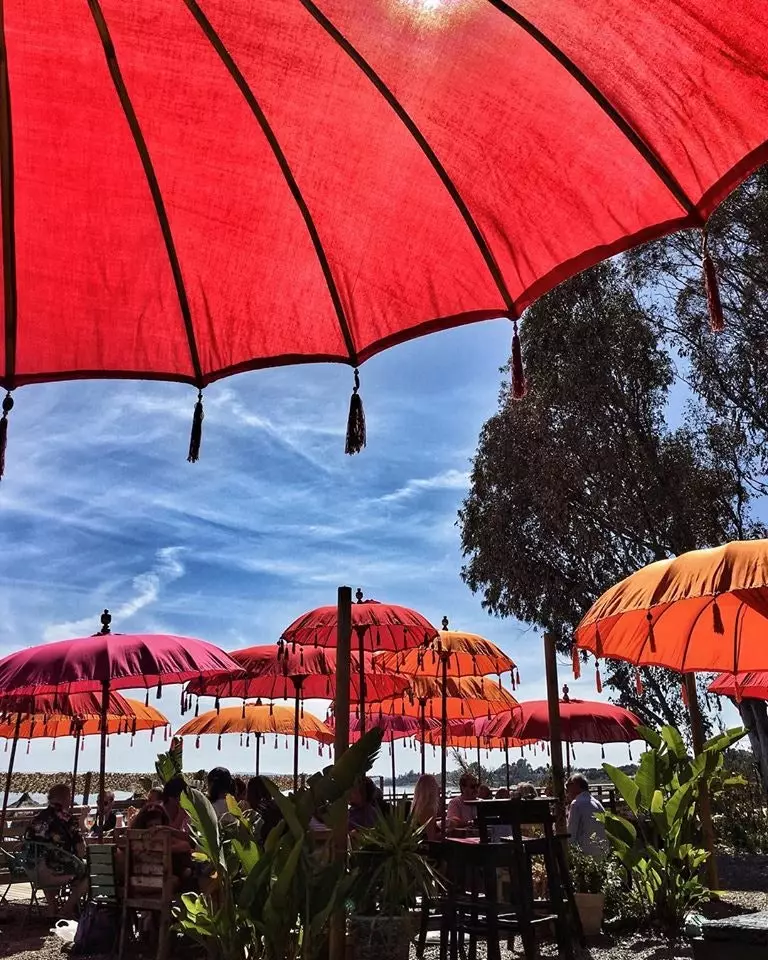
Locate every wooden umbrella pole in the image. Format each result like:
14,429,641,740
544,632,566,833
71,729,82,801
505,738,510,790
292,680,303,792
357,627,367,735
440,654,448,839
1,713,22,835
685,672,718,889
419,700,426,776
476,739,482,784
98,680,109,840
390,739,396,802
255,733,261,776
329,586,352,960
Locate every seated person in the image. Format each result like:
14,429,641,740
348,777,379,832
207,767,234,819
445,773,478,829
146,787,164,804
25,783,86,917
495,787,511,799
566,774,607,857
411,774,440,842
233,777,247,807
91,789,116,835
478,783,492,800
246,777,283,843
162,777,190,834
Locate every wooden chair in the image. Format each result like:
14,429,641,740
476,798,584,956
19,840,86,925
118,829,175,960
86,843,118,904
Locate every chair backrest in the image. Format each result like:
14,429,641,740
123,829,173,903
476,799,555,843
87,844,117,904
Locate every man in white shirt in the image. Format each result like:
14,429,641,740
446,773,479,828
566,774,607,858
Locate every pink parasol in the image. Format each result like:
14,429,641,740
0,611,242,834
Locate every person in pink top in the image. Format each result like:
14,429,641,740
446,773,478,828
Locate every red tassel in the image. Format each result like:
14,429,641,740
646,612,656,653
0,392,14,480
187,390,204,462
702,239,724,333
572,646,581,680
595,660,603,694
635,668,643,695
681,682,689,707
712,597,724,635
510,318,527,400
345,368,366,455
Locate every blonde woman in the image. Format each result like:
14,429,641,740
411,774,440,841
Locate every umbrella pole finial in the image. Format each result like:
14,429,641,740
344,369,366,455
702,230,724,333
0,391,14,480
510,317,527,400
99,609,111,635
187,390,204,463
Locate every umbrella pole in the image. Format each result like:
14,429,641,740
566,740,571,777
71,730,82,802
419,700,426,776
505,738,510,790
98,680,109,840
330,586,352,960
357,627,366,735
255,734,261,777
1,713,22,835
440,654,448,839
684,673,718,889
544,632,566,832
476,739,482,784
292,681,302,793
391,740,396,802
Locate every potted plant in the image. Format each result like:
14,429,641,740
349,803,441,960
568,846,607,936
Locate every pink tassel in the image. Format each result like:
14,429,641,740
635,668,643,695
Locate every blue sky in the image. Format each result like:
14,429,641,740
0,316,702,783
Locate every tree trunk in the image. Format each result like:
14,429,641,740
737,698,768,794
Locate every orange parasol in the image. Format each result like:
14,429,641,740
175,703,333,781
0,697,169,814
573,539,768,676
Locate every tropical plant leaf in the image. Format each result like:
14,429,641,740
603,763,640,814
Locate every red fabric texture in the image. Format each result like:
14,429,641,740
481,699,641,744
0,632,243,695
0,689,135,718
709,672,768,700
282,600,437,652
185,644,408,701
2,0,767,389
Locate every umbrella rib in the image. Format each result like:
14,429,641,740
180,0,358,366
86,0,204,387
0,2,17,389
294,0,516,315
485,0,698,219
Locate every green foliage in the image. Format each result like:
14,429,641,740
711,750,768,854
174,727,383,960
155,738,184,785
351,802,442,916
601,725,745,934
568,846,610,895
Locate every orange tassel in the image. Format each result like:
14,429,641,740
635,668,643,695
646,612,656,653
572,646,581,680
595,660,603,694
510,318,527,400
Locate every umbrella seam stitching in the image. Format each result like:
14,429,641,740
86,0,204,387
486,0,699,220
180,0,358,366
295,0,517,316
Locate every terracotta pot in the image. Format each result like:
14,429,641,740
574,891,605,936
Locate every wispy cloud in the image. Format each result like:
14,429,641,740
378,468,470,503
42,546,186,642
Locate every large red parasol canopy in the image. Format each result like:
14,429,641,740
481,698,642,745
1,0,766,455
185,644,408,702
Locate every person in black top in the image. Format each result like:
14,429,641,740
91,789,117,835
25,783,86,916
246,777,283,843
